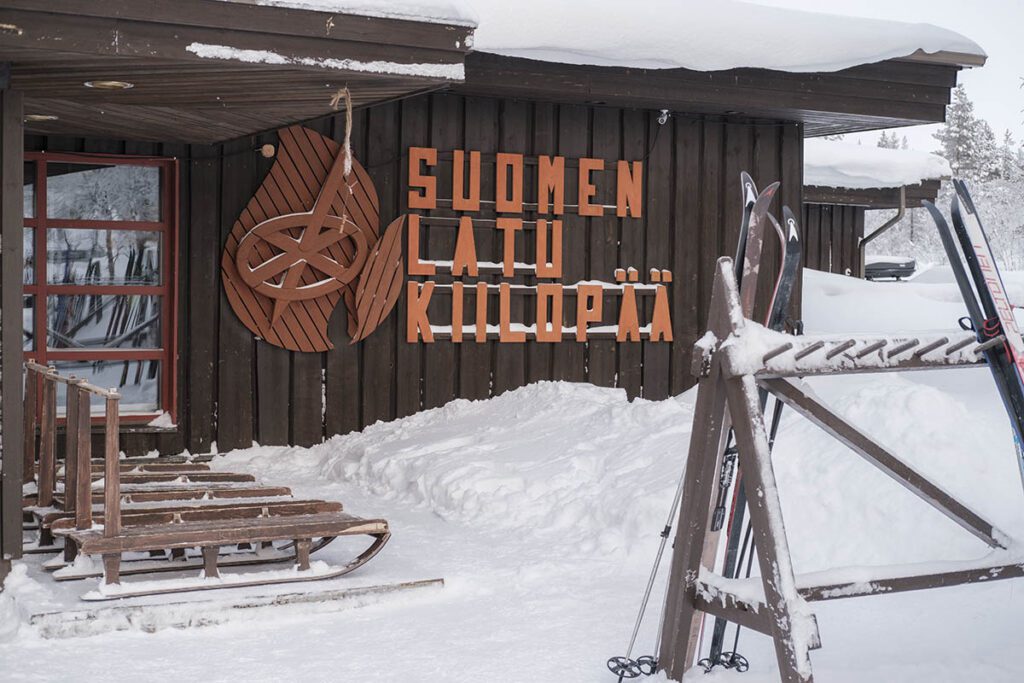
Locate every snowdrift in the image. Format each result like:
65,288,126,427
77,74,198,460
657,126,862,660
219,382,695,558
217,267,1024,575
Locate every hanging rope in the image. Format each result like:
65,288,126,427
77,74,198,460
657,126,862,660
330,86,354,177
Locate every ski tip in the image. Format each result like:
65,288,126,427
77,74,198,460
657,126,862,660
953,179,978,215
753,181,781,209
922,200,948,227
782,206,801,241
740,171,758,204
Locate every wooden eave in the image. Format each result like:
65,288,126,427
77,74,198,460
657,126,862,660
0,0,472,143
457,52,962,137
804,179,943,209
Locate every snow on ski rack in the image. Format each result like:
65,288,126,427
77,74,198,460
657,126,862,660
719,323,994,378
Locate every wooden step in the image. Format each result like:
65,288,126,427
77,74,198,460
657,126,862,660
69,512,389,554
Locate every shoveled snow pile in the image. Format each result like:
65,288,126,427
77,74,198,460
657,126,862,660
218,382,693,557
805,139,952,189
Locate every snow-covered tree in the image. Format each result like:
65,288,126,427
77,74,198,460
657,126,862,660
877,131,900,149
998,130,1024,181
933,85,990,181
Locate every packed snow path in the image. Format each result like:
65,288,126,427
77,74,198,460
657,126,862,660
2,267,1023,681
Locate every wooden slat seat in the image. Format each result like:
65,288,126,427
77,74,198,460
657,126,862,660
66,512,388,555
83,462,212,474
48,499,344,532
105,472,255,484
87,455,213,466
53,484,293,507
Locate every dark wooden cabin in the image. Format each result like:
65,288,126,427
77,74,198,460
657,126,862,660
802,142,947,275
0,1,982,569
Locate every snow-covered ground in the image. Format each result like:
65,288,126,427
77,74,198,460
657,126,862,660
2,268,1024,681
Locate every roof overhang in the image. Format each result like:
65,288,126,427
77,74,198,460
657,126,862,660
898,49,987,68
0,0,472,143
457,52,962,137
804,180,944,209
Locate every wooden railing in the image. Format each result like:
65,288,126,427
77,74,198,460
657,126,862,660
24,361,122,538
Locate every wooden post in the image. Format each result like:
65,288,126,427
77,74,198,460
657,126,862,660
22,368,38,484
104,392,121,538
102,553,120,586
0,83,25,577
657,259,735,678
64,381,81,515
75,388,92,530
37,371,56,508
201,546,219,579
296,538,312,571
725,373,813,682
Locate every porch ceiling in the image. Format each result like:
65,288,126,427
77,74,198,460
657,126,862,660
0,0,472,144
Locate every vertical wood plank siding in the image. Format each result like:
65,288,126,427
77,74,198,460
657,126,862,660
26,95,803,455
801,203,863,276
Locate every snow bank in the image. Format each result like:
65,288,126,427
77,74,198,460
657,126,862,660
219,382,693,556
468,0,984,73
805,139,952,190
0,565,48,642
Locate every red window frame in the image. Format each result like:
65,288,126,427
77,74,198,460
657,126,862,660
24,151,179,425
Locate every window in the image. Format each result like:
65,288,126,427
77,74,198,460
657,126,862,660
23,153,178,422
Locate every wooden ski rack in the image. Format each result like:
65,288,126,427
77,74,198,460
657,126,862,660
657,258,1024,683
21,362,392,598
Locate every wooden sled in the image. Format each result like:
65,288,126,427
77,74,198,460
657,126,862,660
22,361,393,600
66,513,391,600
43,499,345,573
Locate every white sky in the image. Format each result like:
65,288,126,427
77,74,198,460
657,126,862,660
751,0,1024,151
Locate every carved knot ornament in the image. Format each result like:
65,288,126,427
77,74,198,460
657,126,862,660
222,126,405,352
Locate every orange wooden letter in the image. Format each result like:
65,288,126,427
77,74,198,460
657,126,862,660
407,281,435,342
499,283,525,342
650,285,673,342
537,155,565,215
616,160,643,218
535,219,563,279
453,149,481,212
535,284,564,343
452,216,479,276
408,147,437,210
576,284,604,342
616,285,641,342
451,282,464,343
475,282,488,343
496,152,524,213
406,214,436,276
578,158,604,217
495,217,523,277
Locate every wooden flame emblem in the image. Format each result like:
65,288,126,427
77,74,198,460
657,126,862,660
222,125,405,352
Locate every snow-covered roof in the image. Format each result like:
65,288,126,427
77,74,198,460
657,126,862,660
219,0,477,26
467,0,984,72
804,140,952,190
219,0,985,73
